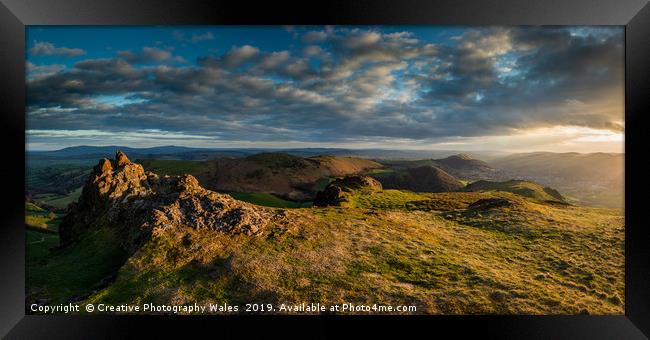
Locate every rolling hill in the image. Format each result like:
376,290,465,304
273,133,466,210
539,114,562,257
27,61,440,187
490,152,624,208
433,154,497,180
379,154,498,181
27,152,624,315
378,165,465,193
464,180,566,203
207,153,382,201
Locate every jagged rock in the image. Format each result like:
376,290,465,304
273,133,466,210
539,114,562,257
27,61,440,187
313,175,382,207
115,150,130,167
96,158,113,173
58,152,271,251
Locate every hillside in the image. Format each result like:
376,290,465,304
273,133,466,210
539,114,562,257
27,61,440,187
490,152,624,208
379,154,498,181
491,152,623,181
207,153,382,201
378,165,465,193
27,152,623,315
465,180,566,203
433,154,497,180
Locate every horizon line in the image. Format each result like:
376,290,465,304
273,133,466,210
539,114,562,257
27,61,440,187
26,144,625,155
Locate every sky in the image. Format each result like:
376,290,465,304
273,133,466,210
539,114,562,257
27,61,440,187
26,26,624,153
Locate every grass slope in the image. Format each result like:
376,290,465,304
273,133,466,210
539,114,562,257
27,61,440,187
465,180,565,202
138,159,212,176
82,190,623,315
33,186,83,209
211,153,382,200
27,226,129,306
228,192,311,208
25,202,61,232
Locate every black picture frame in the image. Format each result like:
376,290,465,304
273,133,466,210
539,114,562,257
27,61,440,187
1,0,648,338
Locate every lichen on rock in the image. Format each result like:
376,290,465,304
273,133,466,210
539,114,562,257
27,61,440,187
58,152,271,252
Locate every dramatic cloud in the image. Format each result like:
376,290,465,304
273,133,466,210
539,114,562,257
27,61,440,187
30,41,86,57
26,26,624,151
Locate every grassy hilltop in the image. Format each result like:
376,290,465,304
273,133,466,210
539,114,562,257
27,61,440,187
25,151,624,314
80,190,623,314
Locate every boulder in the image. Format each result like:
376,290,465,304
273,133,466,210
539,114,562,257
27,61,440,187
313,175,382,207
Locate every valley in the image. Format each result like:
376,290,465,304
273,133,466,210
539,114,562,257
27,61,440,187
25,147,625,314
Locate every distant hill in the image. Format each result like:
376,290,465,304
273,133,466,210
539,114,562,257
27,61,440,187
435,154,492,171
378,154,498,181
490,152,623,208
28,145,508,162
465,179,566,203
209,153,382,201
491,152,623,183
28,151,625,315
379,165,465,193
433,154,497,180
27,145,255,165
29,145,207,157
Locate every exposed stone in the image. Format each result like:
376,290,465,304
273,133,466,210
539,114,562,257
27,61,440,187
59,152,271,251
95,158,113,174
115,150,131,167
313,175,382,207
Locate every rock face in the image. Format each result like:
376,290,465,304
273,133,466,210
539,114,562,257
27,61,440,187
59,152,271,251
380,165,464,193
313,175,382,207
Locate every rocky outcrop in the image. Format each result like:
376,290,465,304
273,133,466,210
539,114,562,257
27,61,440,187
59,152,271,251
313,176,382,207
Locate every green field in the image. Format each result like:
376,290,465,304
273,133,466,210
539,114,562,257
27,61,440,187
363,168,395,178
27,226,129,305
139,159,211,176
465,180,565,202
33,186,83,209
228,192,311,208
26,163,91,194
25,202,61,232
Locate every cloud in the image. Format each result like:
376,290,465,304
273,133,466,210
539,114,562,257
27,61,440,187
118,47,172,63
259,51,290,69
191,32,215,43
27,62,66,79
220,45,260,67
303,45,324,57
30,41,86,57
26,26,624,150
302,30,328,43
